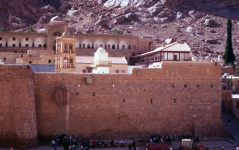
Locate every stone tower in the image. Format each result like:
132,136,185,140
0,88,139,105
55,31,76,73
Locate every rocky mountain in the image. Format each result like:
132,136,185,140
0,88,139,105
1,0,239,61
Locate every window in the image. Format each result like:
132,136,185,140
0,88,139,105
133,45,136,49
0,37,2,40
87,44,90,49
0,44,2,47
13,37,15,41
121,70,125,73
132,53,135,56
82,44,85,48
122,45,125,49
21,55,23,57
26,37,29,41
29,61,32,64
141,46,145,50
184,85,187,88
108,44,110,49
174,99,176,103
129,45,131,49
116,70,119,73
211,85,213,88
171,84,174,88
70,59,73,63
26,44,29,47
197,85,200,88
3,58,6,61
39,44,42,47
112,44,115,49
100,44,103,48
12,44,15,47
49,60,51,63
83,70,86,73
88,69,92,73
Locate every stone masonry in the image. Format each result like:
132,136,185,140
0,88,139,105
0,61,232,148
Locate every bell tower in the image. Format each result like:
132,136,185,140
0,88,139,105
55,32,76,73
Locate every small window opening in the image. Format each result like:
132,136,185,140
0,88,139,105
224,87,226,90
172,84,174,88
13,37,15,41
83,70,86,73
0,37,2,40
39,44,42,47
49,60,51,63
151,99,153,103
29,61,32,64
190,100,192,102
21,55,23,57
3,58,6,61
132,53,135,56
76,93,79,95
211,85,213,88
26,44,29,47
197,85,199,88
184,85,187,88
123,100,125,102
0,44,2,47
26,38,29,41
93,93,95,96
12,44,15,47
116,70,119,73
174,99,176,103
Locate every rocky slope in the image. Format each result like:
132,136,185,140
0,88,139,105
1,0,239,61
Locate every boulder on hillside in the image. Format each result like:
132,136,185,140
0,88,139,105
205,39,217,44
95,18,108,26
154,17,168,24
114,15,126,24
176,12,184,20
184,17,194,24
161,0,179,7
148,6,162,16
188,9,204,20
204,19,215,27
126,13,134,20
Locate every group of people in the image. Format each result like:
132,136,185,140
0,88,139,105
149,133,200,145
52,135,79,150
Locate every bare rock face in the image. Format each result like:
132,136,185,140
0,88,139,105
204,19,215,27
188,9,204,20
126,13,133,20
176,12,184,20
95,18,108,26
148,5,162,16
114,15,126,24
160,0,179,7
205,39,217,44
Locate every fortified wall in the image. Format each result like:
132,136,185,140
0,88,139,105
0,65,37,149
33,61,230,141
0,62,231,149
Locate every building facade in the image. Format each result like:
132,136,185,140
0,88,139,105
0,16,153,63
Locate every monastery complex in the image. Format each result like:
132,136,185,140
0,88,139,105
0,16,232,149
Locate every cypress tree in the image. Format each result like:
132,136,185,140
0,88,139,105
223,19,235,65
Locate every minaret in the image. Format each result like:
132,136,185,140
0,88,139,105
55,31,76,73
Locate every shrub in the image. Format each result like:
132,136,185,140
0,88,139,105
26,25,36,33
0,26,5,32
111,28,123,35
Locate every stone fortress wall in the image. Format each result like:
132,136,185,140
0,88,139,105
0,61,231,149
0,65,38,149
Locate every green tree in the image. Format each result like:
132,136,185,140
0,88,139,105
111,28,123,35
62,17,68,25
223,19,235,65
26,25,36,33
0,26,5,32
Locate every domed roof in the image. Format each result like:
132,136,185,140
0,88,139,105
96,47,107,53
49,16,65,25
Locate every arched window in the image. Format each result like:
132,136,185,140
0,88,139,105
108,44,110,49
39,44,42,47
69,44,73,50
100,44,103,48
87,44,90,49
53,32,61,36
82,44,85,48
122,45,125,49
112,44,115,49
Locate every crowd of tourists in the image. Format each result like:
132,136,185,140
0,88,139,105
149,133,200,145
51,135,138,150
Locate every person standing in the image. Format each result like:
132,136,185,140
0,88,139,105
93,140,96,149
221,145,224,150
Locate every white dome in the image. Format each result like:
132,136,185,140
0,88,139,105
96,47,106,53
49,16,65,25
